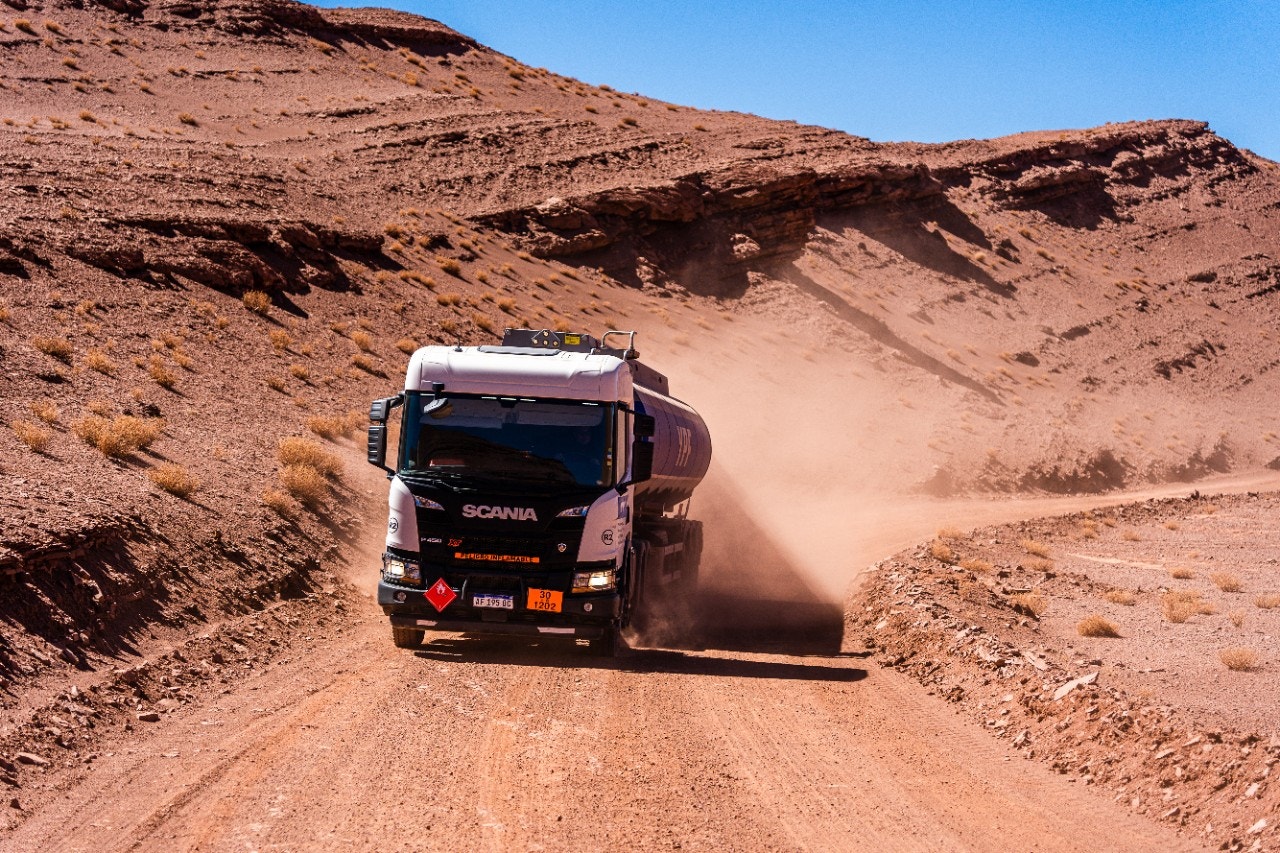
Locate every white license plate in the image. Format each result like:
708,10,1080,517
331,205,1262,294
472,593,514,610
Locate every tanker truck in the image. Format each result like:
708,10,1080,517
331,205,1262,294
366,328,712,656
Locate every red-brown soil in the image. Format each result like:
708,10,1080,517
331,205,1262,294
2,0,1280,849
851,490,1280,851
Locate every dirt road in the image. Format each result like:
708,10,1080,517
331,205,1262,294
11,472,1279,852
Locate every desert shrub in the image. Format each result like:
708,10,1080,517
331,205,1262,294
85,349,116,374
73,415,163,458
351,353,376,372
29,401,59,424
277,436,342,477
279,464,329,508
269,330,292,352
286,363,309,382
395,337,418,354
936,526,965,540
1019,539,1050,558
959,557,993,574
1025,558,1054,573
14,19,35,34
242,290,271,315
1170,566,1194,580
1121,529,1142,542
438,257,462,276
1230,610,1247,628
1162,590,1212,623
1164,520,1181,531
436,293,461,307
1100,516,1117,527
149,463,199,497
12,421,51,452
147,355,178,388
472,313,495,334
33,336,73,362
1218,647,1259,672
928,540,955,564
497,297,517,314
177,112,198,126
1256,594,1280,610
1077,615,1120,638
1104,589,1136,606
1009,592,1046,618
261,488,297,517
1210,572,1242,593
306,414,359,441
350,330,373,351
266,376,286,392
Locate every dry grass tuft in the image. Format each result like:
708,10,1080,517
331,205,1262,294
1019,539,1051,558
1025,558,1055,573
288,364,310,382
306,412,362,441
350,330,373,352
278,464,329,508
1255,594,1280,610
12,421,51,453
1218,647,1259,672
269,329,292,352
959,557,994,574
242,290,271,315
73,415,163,458
1210,572,1242,593
395,337,418,354
1121,529,1142,542
148,463,199,497
437,257,462,277
85,348,116,374
278,436,342,477
936,526,965,540
1170,566,1194,580
30,401,59,424
1104,589,1136,606
147,355,178,389
351,353,376,372
928,540,956,564
33,336,73,362
1229,610,1247,628
1162,590,1214,623
261,488,297,517
1077,615,1121,638
1009,591,1047,618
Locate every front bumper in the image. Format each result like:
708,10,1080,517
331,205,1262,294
378,578,621,639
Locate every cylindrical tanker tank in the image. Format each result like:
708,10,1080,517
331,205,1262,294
633,382,712,511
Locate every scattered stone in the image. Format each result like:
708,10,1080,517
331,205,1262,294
1052,671,1098,701
1248,818,1267,834
1022,650,1049,671
14,753,47,767
136,711,161,723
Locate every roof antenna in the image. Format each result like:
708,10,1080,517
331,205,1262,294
454,340,463,352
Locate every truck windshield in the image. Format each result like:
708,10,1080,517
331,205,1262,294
399,393,614,488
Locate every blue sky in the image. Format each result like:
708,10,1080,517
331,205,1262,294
308,1,1279,160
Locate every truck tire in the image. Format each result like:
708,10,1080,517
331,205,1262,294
392,625,424,649
591,624,621,657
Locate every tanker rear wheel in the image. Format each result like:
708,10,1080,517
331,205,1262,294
591,624,622,657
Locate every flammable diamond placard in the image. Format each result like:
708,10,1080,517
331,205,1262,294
425,578,456,612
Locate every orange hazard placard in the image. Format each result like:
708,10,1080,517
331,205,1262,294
526,588,563,613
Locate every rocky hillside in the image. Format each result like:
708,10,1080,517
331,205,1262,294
2,0,1279,787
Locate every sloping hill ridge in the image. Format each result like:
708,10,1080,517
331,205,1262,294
1,0,1279,830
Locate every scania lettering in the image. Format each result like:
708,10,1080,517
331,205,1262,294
461,505,539,521
367,329,712,656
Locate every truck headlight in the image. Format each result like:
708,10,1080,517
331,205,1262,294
557,505,590,518
572,569,616,593
413,495,444,511
382,553,422,585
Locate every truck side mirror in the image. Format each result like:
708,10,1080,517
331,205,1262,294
631,440,654,484
369,394,403,423
367,424,392,475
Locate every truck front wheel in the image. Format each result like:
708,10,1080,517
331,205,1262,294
591,624,621,657
392,625,425,649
